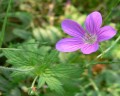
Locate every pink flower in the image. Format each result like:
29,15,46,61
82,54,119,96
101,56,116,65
56,11,116,54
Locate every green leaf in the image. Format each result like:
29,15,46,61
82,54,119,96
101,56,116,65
38,76,46,88
0,70,21,96
8,12,32,28
33,26,62,45
3,40,83,95
38,74,64,95
13,28,32,39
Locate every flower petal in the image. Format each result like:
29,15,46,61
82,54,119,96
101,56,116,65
61,19,85,38
85,11,102,35
81,43,99,54
56,38,84,52
98,26,116,42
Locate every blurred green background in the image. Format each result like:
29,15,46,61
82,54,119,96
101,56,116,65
0,0,120,96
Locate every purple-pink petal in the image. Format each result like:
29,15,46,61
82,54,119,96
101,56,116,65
56,38,84,52
98,26,116,42
85,11,102,35
56,11,117,54
61,19,85,38
80,43,99,54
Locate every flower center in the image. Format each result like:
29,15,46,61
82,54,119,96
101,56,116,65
84,33,97,44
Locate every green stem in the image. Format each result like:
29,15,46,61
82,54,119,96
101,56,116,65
0,66,33,72
0,48,21,50
96,35,120,59
86,61,120,67
28,76,39,96
0,0,12,47
31,76,38,88
87,35,120,67
89,78,101,96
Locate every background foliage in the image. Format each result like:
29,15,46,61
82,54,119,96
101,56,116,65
0,0,120,96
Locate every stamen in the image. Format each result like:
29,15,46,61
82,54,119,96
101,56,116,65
83,33,97,44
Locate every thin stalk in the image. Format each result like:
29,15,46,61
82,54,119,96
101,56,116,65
86,61,120,67
28,76,39,96
87,35,120,67
0,48,21,50
0,66,33,72
89,78,101,96
96,35,120,59
31,76,38,88
0,0,12,47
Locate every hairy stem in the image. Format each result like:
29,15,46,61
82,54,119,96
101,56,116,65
31,76,38,88
96,35,120,59
89,78,102,96
0,66,33,72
